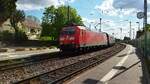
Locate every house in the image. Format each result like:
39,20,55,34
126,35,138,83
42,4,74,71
0,19,14,32
22,17,42,40
0,16,42,40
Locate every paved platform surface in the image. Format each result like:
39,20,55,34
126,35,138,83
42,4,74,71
0,48,59,61
66,44,146,84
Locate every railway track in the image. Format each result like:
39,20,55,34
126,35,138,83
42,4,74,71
0,48,105,71
0,48,96,71
14,44,125,84
0,52,60,71
0,45,114,71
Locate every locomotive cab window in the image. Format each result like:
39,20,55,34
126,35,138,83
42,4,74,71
61,27,76,35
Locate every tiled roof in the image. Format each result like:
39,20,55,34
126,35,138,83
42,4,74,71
23,18,41,29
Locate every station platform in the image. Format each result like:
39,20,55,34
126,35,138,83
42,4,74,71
66,44,146,84
0,48,59,61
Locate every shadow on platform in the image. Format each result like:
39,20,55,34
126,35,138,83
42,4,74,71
135,48,148,84
83,78,99,84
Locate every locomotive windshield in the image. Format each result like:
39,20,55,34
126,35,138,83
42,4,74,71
61,27,75,35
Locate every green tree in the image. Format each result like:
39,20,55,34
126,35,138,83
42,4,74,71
136,24,150,38
145,24,150,31
10,10,25,40
41,5,83,40
136,30,144,38
0,0,17,26
123,37,131,41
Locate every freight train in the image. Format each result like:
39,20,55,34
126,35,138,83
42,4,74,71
59,25,115,51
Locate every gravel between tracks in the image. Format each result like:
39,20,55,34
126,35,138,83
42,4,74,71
0,44,125,84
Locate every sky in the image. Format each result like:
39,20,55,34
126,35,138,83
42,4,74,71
16,0,150,39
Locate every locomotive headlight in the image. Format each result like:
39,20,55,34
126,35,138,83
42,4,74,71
69,37,75,40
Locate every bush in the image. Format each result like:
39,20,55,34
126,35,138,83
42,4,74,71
0,32,2,40
0,30,14,41
40,36,52,41
15,30,28,42
0,30,28,42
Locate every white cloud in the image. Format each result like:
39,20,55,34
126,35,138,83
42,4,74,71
82,17,117,30
82,17,139,39
94,0,145,39
83,18,117,28
17,0,75,11
147,12,150,23
82,17,92,23
95,0,118,16
17,3,44,11
82,17,98,25
95,0,146,17
148,0,150,4
148,12,150,17
113,0,143,10
82,17,98,30
97,0,113,10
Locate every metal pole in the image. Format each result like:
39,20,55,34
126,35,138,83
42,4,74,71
120,28,122,39
67,5,70,22
136,22,140,31
144,0,148,57
112,33,114,37
139,23,140,31
99,18,102,32
144,0,147,27
89,24,91,29
129,21,132,39
133,28,135,39
66,0,70,23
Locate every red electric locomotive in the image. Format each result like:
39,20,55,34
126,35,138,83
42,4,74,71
59,25,115,51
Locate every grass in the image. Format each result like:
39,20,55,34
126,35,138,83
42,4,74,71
40,36,53,41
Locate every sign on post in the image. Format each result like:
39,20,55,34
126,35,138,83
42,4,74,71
137,12,144,19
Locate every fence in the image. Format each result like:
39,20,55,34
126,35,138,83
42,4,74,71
136,32,150,59
147,32,150,56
